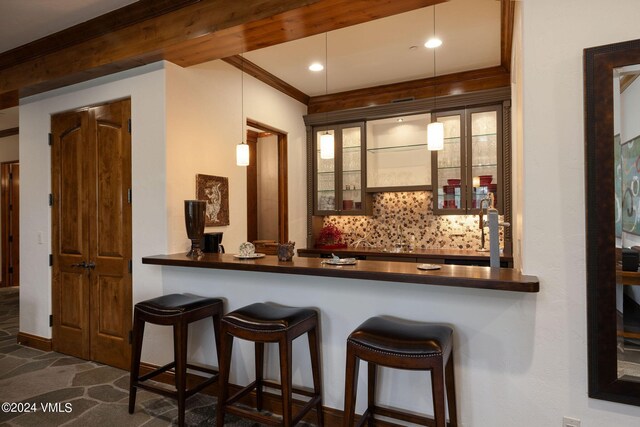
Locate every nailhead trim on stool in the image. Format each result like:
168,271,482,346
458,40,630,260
216,302,324,426
343,316,458,427
128,293,223,427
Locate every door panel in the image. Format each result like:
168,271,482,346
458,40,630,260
52,99,131,370
89,100,132,369
52,111,91,360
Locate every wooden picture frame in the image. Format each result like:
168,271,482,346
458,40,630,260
196,174,229,226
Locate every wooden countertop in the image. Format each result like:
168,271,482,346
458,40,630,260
142,253,539,293
298,247,513,261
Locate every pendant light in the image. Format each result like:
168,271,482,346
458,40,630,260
319,33,335,160
427,5,444,151
236,53,250,166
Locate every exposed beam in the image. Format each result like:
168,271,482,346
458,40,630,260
0,0,200,72
501,0,515,72
223,56,310,105
307,66,510,114
0,0,442,100
0,91,18,110
0,128,19,139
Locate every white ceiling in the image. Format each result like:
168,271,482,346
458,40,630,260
244,0,501,96
0,0,501,130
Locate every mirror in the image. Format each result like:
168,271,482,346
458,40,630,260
585,38,640,406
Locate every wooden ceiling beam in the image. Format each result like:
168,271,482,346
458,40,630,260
0,127,19,139
0,0,442,101
307,66,510,114
223,56,310,105
501,0,515,72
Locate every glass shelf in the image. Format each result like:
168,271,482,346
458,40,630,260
367,143,427,154
318,170,361,175
318,189,361,192
471,133,497,138
437,166,463,170
471,163,497,168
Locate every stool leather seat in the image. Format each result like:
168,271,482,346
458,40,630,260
344,316,457,427
135,293,222,316
348,316,452,358
223,302,316,331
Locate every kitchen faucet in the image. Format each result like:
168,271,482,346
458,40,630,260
477,193,494,252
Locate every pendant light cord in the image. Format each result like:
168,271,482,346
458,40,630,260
240,52,244,144
432,5,437,113
325,33,329,125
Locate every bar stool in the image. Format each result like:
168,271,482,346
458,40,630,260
216,302,323,427
343,316,457,427
128,293,223,427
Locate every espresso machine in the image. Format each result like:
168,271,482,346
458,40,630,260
202,232,224,253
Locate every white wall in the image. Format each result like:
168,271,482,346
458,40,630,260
19,63,168,339
164,60,307,254
519,0,640,425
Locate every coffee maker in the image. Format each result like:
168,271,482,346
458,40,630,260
202,232,224,253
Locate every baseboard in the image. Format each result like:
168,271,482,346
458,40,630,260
17,331,53,352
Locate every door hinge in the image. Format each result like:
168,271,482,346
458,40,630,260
128,330,133,344
128,119,131,134
49,194,53,206
8,266,13,274
49,254,53,266
48,133,53,146
128,260,133,274
8,204,12,211
8,235,12,243
127,188,132,204
49,315,53,327
9,172,12,181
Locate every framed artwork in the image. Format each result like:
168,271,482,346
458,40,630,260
196,174,229,226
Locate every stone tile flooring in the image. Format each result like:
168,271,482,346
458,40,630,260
0,287,311,426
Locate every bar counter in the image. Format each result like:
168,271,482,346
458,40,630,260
142,253,539,293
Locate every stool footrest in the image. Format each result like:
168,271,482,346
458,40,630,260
138,361,176,382
367,404,440,427
261,380,316,398
226,380,258,406
225,405,282,426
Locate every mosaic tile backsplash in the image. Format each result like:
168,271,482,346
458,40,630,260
323,191,503,250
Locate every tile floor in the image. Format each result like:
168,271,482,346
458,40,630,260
0,287,304,426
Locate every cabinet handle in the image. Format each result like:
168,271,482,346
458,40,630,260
86,261,96,270
71,261,87,268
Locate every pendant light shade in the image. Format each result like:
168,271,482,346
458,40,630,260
236,142,249,166
320,131,334,159
427,121,444,151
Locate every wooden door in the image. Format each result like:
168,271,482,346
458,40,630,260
2,162,19,287
51,99,132,369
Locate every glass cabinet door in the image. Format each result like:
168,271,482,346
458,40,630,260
313,122,367,215
433,111,465,211
316,128,336,212
468,106,501,211
341,126,362,213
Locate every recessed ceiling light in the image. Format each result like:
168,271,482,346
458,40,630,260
309,62,324,72
397,118,404,122
424,38,442,49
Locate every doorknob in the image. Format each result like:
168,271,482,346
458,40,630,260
71,261,87,268
86,261,96,270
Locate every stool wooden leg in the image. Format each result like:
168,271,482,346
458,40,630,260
367,362,377,427
445,354,458,427
431,361,446,427
308,325,324,426
279,337,293,426
174,320,189,427
343,344,360,427
212,313,222,364
128,312,145,414
255,342,265,411
216,330,234,427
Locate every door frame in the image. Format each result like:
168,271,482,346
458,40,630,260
246,118,288,243
1,160,18,287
